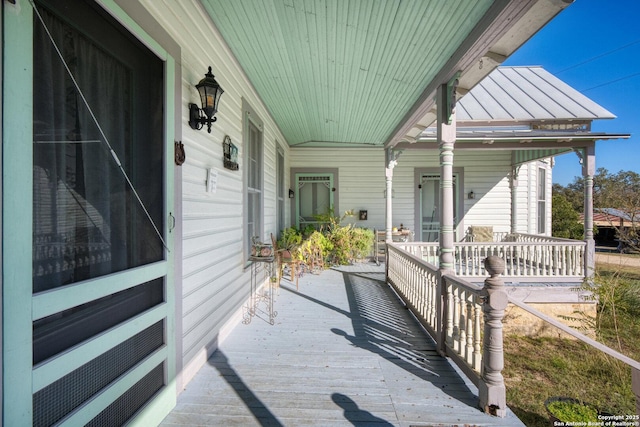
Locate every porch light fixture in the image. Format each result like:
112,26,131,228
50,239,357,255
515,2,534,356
288,189,295,199
189,66,224,133
468,190,475,199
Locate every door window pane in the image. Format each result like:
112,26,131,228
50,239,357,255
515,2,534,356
32,2,164,292
297,175,332,229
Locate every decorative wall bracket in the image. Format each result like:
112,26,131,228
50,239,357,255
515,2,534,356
223,135,239,170
175,141,186,165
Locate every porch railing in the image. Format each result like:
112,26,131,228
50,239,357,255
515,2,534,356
397,235,586,280
387,242,640,418
386,243,509,417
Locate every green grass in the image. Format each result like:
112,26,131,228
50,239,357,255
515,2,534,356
503,262,639,426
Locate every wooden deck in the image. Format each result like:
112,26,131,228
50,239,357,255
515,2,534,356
161,263,525,426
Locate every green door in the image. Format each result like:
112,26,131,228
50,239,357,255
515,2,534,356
3,0,175,425
295,173,334,230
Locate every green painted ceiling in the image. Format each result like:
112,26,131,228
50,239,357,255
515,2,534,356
202,0,495,147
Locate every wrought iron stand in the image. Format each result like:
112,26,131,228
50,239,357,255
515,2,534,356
243,256,278,325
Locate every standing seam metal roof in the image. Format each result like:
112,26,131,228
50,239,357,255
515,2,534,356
456,66,616,122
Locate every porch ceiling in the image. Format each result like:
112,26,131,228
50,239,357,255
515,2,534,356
201,0,571,148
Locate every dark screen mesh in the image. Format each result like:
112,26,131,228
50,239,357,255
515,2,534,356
33,321,164,427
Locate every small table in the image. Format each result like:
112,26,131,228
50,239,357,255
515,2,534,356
243,256,278,325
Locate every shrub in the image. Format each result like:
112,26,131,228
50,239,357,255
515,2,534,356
349,227,374,260
278,209,374,267
278,227,302,250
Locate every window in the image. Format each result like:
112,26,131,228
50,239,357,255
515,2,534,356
276,145,285,234
244,102,264,257
538,167,547,234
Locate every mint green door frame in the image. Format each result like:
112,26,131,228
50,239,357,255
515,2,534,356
294,172,335,230
2,1,176,425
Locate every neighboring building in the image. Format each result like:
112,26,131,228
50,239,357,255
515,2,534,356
582,208,638,249
1,1,628,425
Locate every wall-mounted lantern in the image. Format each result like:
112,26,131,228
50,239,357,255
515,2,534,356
288,189,295,199
468,190,475,199
222,135,238,170
189,66,224,133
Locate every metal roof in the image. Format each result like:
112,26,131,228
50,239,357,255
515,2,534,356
201,1,570,148
456,66,616,122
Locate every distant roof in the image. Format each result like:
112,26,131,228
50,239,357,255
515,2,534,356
596,208,635,222
456,66,616,122
581,208,636,228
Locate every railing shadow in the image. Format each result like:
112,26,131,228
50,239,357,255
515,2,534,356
333,269,480,408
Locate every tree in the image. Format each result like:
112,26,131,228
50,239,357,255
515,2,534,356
552,193,584,239
593,168,640,252
553,180,584,213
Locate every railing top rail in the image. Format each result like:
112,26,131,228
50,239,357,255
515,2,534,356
508,297,640,371
510,233,585,243
442,273,483,294
397,241,586,247
387,242,438,270
454,241,586,247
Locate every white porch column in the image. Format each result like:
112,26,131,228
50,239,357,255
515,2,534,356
435,79,457,356
582,144,596,278
437,82,457,272
385,149,397,243
510,166,520,234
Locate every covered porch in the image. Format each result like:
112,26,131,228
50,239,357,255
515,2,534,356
161,264,524,426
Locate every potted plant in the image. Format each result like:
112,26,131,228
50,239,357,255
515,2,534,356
544,397,599,424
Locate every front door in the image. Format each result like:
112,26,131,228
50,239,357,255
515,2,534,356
295,173,334,230
3,0,175,424
419,173,459,242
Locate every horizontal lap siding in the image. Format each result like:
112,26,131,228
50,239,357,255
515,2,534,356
290,148,387,229
291,148,515,237
141,0,289,387
460,152,512,234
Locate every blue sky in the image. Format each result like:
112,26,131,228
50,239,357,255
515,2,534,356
503,0,640,185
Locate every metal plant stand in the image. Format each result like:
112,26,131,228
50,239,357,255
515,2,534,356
243,256,278,325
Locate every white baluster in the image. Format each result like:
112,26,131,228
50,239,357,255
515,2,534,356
453,286,460,352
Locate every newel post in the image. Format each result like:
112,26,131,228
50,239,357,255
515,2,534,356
479,256,508,417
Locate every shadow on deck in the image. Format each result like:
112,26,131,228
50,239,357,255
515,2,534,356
161,263,524,426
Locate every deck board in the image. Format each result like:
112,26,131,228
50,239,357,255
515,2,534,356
161,263,524,427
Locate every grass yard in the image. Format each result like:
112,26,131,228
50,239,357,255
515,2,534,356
503,260,640,426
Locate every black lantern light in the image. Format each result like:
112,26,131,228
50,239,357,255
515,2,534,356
189,66,224,133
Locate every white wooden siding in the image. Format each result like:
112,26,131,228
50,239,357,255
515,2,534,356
291,148,516,238
289,148,386,229
140,0,290,388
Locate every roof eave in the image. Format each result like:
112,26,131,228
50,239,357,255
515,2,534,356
392,132,631,150
385,0,574,149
